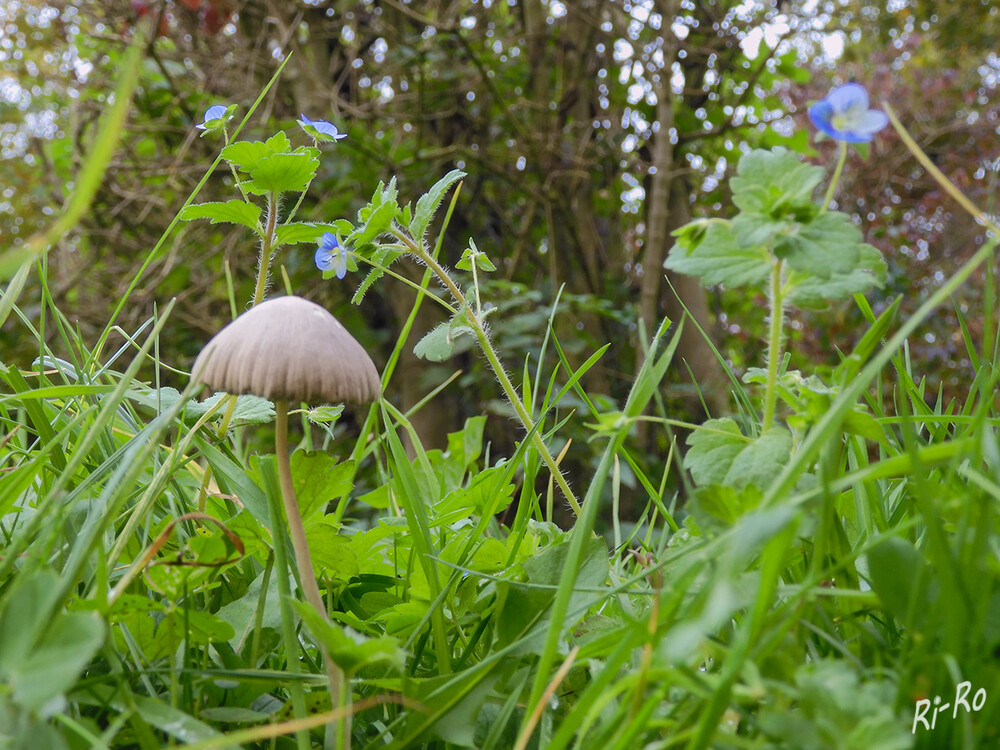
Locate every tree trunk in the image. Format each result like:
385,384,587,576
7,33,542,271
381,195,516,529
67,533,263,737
639,0,727,417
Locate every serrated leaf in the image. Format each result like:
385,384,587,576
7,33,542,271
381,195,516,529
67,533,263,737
350,200,399,246
304,525,359,580
200,392,275,426
291,451,356,523
305,404,344,424
722,427,793,489
773,210,863,279
244,152,318,195
683,418,747,486
265,131,291,153
665,221,772,288
220,140,271,170
414,322,456,362
730,212,791,248
786,242,886,308
690,484,763,526
179,201,261,231
274,220,352,247
730,148,824,218
411,169,466,239
126,388,274,426
684,420,797,492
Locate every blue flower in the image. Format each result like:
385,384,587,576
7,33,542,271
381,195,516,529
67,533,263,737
196,104,232,131
298,114,348,143
808,83,888,143
315,232,348,278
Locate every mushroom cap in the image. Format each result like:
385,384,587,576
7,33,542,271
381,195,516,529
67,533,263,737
192,295,381,404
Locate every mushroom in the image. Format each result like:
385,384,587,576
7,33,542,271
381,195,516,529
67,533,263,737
192,294,380,738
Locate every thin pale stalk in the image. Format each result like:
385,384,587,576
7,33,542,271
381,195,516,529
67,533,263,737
821,140,848,211
275,400,350,749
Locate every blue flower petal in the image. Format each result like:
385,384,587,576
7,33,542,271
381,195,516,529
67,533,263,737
316,233,349,278
204,105,228,121
315,247,335,272
825,83,868,114
851,109,890,135
298,114,348,142
333,252,348,279
319,232,338,252
808,84,888,143
196,104,230,130
808,100,837,138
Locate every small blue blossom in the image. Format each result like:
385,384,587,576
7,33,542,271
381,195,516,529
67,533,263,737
196,104,233,132
298,114,348,143
315,232,348,279
808,83,889,143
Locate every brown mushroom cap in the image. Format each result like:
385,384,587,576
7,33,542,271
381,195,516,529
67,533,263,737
192,295,381,404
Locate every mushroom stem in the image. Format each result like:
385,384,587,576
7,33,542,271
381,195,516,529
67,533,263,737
275,399,348,746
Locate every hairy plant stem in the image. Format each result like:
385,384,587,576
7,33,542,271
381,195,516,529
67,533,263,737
275,399,349,750
762,259,785,432
253,191,279,306
395,230,582,515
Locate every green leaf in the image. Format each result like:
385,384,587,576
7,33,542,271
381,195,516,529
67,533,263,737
351,246,406,304
690,484,763,526
179,200,261,231
447,415,486,470
411,169,466,240
435,465,516,524
183,610,236,644
665,221,772,288
290,600,405,676
730,147,824,218
495,536,609,656
350,200,399,246
274,220,352,247
304,524,359,580
216,568,282,648
355,484,391,509
730,212,792,248
0,569,61,672
199,392,275,426
685,420,793,491
305,404,344,424
786,242,887,308
9,612,104,713
291,451,356,523
413,320,475,361
682,418,747,486
773,210,864,279
724,428,793,489
243,152,319,195
220,139,275,170
867,537,935,625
